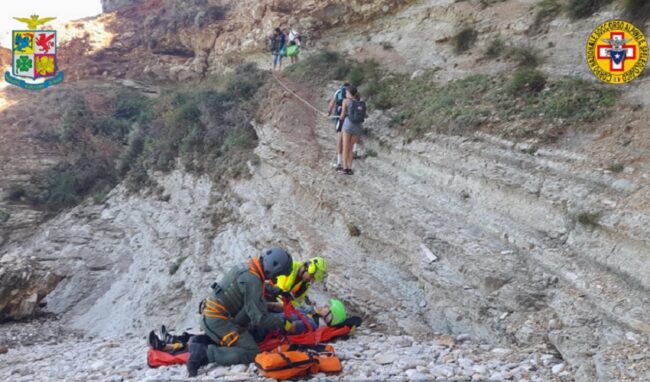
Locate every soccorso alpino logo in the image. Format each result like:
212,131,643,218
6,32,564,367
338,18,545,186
586,20,648,84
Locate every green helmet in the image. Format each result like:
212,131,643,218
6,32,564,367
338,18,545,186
328,299,346,326
307,257,327,282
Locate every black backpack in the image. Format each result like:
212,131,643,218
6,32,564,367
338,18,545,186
335,86,347,108
349,100,367,123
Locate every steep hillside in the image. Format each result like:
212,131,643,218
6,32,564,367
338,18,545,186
1,0,650,381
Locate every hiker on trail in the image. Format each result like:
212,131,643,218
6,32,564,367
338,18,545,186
269,28,286,71
186,247,294,377
339,86,366,175
268,256,328,309
327,83,350,171
287,40,300,65
288,27,301,46
287,27,301,64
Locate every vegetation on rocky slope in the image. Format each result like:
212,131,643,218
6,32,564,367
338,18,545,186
288,52,618,143
567,0,612,19
123,63,265,188
9,64,267,211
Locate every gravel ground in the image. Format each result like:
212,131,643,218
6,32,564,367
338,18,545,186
0,320,571,381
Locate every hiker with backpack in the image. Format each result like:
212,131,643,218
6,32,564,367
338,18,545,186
287,27,301,64
339,86,366,175
286,41,300,65
185,248,295,377
327,83,350,171
269,28,286,71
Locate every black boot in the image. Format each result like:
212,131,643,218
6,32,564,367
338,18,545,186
148,330,165,350
161,325,174,344
186,342,209,377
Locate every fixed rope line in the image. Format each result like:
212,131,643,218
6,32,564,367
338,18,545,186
271,74,339,209
272,72,325,116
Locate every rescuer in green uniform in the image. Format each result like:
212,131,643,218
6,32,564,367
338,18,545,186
186,247,294,377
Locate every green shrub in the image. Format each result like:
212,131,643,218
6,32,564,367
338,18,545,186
541,78,616,121
11,65,266,210
128,63,266,184
117,126,145,175
454,27,477,54
61,96,94,143
381,41,394,50
622,0,650,22
373,92,394,110
364,149,378,158
206,5,227,22
577,212,601,226
287,52,383,87
175,103,202,125
0,209,9,223
608,162,624,173
534,0,561,24
507,69,547,94
7,185,27,202
38,158,117,211
223,129,257,150
480,0,507,6
113,90,151,121
348,67,366,86
286,51,344,84
124,162,153,192
485,37,505,58
336,60,380,86
93,117,130,143
509,47,540,67
567,0,611,19
93,192,108,205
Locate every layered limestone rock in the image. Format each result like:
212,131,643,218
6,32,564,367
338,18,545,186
0,258,61,321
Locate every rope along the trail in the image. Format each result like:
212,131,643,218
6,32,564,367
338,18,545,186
271,73,338,209
272,72,325,116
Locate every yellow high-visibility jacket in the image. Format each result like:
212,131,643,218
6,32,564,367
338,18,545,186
275,260,310,307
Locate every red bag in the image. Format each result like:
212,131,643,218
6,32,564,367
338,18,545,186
288,325,351,345
147,349,189,367
257,325,352,351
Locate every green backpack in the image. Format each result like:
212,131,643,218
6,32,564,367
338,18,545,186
287,45,300,57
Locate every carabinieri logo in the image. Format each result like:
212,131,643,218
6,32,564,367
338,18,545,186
586,20,648,84
5,15,64,90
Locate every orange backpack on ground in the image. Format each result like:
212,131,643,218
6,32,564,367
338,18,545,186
255,350,319,380
255,343,342,379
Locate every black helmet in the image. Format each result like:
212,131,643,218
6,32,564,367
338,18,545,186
261,247,293,280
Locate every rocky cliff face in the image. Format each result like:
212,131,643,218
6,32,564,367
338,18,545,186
2,0,650,380
88,0,416,82
0,259,61,321
101,0,143,13
3,74,648,379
